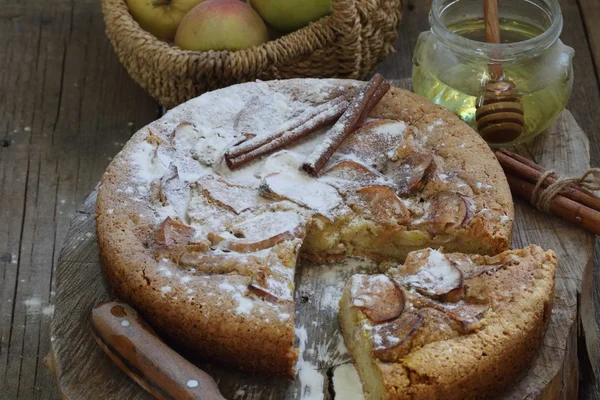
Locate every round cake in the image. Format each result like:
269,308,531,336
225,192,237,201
95,78,513,378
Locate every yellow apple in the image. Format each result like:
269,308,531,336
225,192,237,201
126,0,206,41
249,0,331,32
174,0,269,51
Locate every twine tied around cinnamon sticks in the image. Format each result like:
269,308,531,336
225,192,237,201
531,168,600,212
496,148,600,236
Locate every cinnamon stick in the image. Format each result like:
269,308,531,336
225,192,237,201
496,149,600,212
505,173,600,236
357,80,391,126
498,148,556,176
225,98,350,170
226,95,348,160
302,74,389,176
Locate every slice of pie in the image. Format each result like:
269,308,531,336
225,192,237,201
339,245,556,399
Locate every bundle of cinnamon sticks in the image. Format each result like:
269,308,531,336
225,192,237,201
224,74,390,174
495,148,600,236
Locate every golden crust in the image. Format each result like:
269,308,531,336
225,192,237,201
96,167,299,377
372,88,513,255
96,78,514,378
340,245,556,399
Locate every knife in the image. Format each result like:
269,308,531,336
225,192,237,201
90,301,226,400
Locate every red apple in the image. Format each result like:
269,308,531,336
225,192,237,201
175,0,269,51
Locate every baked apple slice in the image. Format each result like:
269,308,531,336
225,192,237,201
178,251,267,275
170,122,196,151
371,312,423,357
248,277,294,303
213,211,306,253
320,160,384,192
335,119,408,170
259,173,342,220
406,291,489,333
349,274,405,323
154,141,176,168
158,165,190,218
155,217,195,248
354,185,411,225
415,192,471,233
386,152,436,195
322,160,381,181
196,176,266,214
372,307,462,361
424,171,475,198
392,249,464,297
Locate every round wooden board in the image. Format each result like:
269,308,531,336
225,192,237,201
47,81,598,399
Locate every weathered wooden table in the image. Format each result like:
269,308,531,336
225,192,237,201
0,1,599,399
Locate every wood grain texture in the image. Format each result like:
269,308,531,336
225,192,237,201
0,0,159,398
551,1,600,397
558,0,600,165
1,0,599,398
578,0,600,82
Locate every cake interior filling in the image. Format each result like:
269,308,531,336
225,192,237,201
339,285,385,399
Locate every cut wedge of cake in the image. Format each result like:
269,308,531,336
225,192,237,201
339,245,556,399
95,78,513,377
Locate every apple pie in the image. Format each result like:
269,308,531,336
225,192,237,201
95,78,513,378
339,245,556,399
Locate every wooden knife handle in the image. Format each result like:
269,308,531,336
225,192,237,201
90,301,225,400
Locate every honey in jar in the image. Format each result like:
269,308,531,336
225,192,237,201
412,0,574,146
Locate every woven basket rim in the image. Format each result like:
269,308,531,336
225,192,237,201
101,0,403,107
102,0,337,63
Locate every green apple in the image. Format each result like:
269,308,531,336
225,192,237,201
249,0,331,32
126,0,206,41
175,0,269,51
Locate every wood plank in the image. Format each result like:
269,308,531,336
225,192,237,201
512,109,596,399
586,241,600,400
578,0,600,82
557,2,600,397
0,0,159,398
377,0,431,79
559,0,600,165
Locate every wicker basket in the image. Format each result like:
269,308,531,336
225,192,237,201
102,0,403,108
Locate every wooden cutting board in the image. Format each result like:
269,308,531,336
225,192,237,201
46,81,599,399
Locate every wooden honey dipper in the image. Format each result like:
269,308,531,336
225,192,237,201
475,0,525,143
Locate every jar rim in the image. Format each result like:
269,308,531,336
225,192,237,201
429,0,563,61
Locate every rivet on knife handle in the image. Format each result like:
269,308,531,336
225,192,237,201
90,301,225,400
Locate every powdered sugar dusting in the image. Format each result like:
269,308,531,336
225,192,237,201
234,294,254,314
227,210,303,244
350,274,394,308
295,327,324,400
160,286,172,294
218,282,235,291
261,172,343,219
129,140,168,183
394,249,464,296
332,363,364,400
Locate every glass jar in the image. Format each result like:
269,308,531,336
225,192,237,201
412,0,574,147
